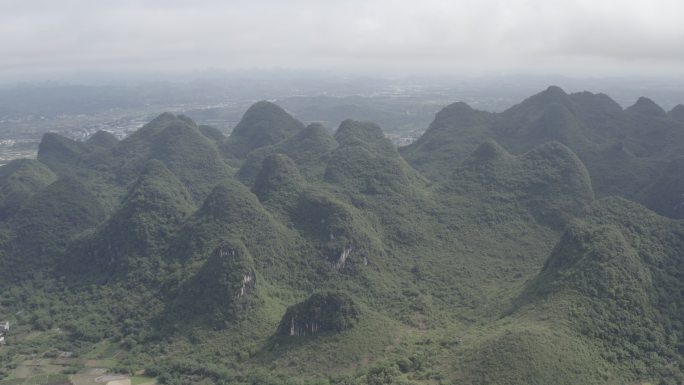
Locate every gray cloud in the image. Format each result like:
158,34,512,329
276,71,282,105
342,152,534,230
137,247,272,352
2,0,684,79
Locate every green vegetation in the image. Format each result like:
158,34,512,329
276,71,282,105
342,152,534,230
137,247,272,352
2,87,684,384
0,159,56,219
166,240,261,328
401,85,684,206
517,197,684,382
237,122,337,186
223,101,305,160
670,104,684,122
67,159,196,279
85,131,118,149
276,291,360,337
130,377,155,385
36,134,88,176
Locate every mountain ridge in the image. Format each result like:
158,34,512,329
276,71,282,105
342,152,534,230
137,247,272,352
1,87,684,385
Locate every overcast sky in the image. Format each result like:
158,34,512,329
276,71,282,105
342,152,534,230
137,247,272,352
3,0,684,81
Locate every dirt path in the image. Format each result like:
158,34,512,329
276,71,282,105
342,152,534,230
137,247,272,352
107,380,131,385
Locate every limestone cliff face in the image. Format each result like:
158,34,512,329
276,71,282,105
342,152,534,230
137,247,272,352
237,265,256,298
276,292,359,337
168,241,261,326
293,190,382,272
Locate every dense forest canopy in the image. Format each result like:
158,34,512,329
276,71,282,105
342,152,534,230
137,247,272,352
1,86,684,384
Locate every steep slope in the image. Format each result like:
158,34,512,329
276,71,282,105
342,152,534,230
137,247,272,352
86,130,119,148
625,96,668,117
495,86,627,153
167,240,262,328
146,117,231,203
325,119,424,196
36,132,89,175
5,90,684,385
455,326,612,385
402,139,596,319
623,97,683,158
105,114,232,203
276,291,359,337
223,101,306,159
323,119,435,262
30,113,232,214
399,102,495,176
168,180,304,287
237,122,337,185
569,91,624,123
282,123,338,171
516,197,684,382
251,154,307,212
69,160,196,278
670,104,684,122
402,86,598,178
4,178,106,277
292,189,384,272
638,157,684,219
446,140,594,229
198,124,226,145
0,159,56,219
402,86,684,218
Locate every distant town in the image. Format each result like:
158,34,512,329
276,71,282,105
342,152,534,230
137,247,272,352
2,74,684,166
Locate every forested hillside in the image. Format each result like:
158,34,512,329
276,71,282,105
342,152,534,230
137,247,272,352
1,87,684,385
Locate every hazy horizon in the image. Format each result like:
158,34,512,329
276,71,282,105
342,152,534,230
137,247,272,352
3,0,684,84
